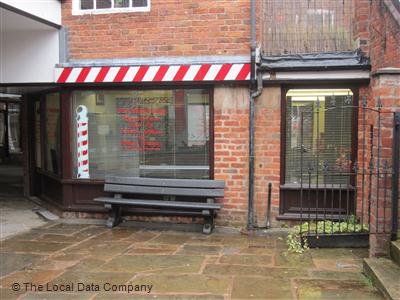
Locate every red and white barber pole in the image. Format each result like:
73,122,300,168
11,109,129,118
76,105,90,179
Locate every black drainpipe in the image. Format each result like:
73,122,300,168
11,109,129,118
248,0,263,230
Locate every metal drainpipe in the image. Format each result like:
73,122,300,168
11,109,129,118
248,0,263,230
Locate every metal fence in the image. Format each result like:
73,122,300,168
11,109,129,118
296,100,400,239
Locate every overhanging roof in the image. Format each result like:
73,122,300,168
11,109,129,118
260,50,371,71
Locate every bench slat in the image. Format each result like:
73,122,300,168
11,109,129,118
104,184,224,197
105,176,225,189
94,197,223,210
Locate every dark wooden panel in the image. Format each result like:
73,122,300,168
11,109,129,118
104,184,224,197
94,197,222,209
40,174,63,205
280,188,355,216
105,176,225,188
71,183,110,206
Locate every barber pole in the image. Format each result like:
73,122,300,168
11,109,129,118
76,105,90,179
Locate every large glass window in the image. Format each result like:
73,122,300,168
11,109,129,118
44,94,61,175
72,89,210,180
285,89,353,185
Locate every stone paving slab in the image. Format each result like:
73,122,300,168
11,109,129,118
294,279,383,299
0,197,46,240
0,223,384,299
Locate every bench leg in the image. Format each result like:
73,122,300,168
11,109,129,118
202,210,214,235
105,204,122,228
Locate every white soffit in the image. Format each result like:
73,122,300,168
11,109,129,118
1,0,61,26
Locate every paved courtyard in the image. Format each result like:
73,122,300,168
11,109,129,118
0,163,47,240
0,222,383,300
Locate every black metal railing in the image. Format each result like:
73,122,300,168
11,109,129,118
296,100,399,238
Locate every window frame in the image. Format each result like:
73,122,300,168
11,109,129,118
280,85,359,187
33,91,63,180
67,86,214,181
72,0,151,15
279,84,359,217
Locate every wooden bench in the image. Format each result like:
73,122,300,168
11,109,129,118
94,176,224,234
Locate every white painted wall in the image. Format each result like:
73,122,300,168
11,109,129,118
1,0,61,25
0,29,59,83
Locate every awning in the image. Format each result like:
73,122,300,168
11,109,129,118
260,50,370,71
55,63,251,83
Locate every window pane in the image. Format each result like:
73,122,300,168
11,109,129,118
285,89,353,185
35,101,41,168
45,94,61,175
96,0,111,9
132,0,148,7
81,0,94,9
72,89,210,180
8,103,21,153
114,0,129,8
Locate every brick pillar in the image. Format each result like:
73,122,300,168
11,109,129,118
213,86,249,227
352,0,371,55
369,69,400,257
254,86,281,226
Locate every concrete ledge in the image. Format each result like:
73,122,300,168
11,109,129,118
363,258,400,300
390,241,400,266
372,68,400,76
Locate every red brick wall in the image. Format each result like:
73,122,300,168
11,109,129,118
352,0,400,256
368,73,400,256
61,0,251,60
369,1,400,72
353,0,370,55
254,87,281,226
213,86,249,227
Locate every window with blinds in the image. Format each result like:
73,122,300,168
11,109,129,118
72,89,210,180
285,89,353,185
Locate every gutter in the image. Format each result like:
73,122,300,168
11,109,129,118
248,0,263,230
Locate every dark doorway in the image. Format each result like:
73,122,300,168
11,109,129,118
0,99,23,197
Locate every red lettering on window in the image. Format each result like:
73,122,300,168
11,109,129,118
120,128,140,134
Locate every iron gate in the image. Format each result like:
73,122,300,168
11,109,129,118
296,97,400,239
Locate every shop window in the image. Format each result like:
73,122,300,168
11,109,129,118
72,89,210,180
285,89,353,185
44,94,61,175
73,0,150,15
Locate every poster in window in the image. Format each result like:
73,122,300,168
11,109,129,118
188,104,209,146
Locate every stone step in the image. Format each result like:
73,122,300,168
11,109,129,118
363,258,400,300
390,240,400,266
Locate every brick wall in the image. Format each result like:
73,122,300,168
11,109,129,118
254,87,281,226
369,1,400,72
352,0,370,55
368,72,400,256
213,86,249,227
353,0,400,256
61,0,251,60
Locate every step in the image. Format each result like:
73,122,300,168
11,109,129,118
363,258,400,300
390,240,400,266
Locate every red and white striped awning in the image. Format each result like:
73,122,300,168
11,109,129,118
55,63,250,83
